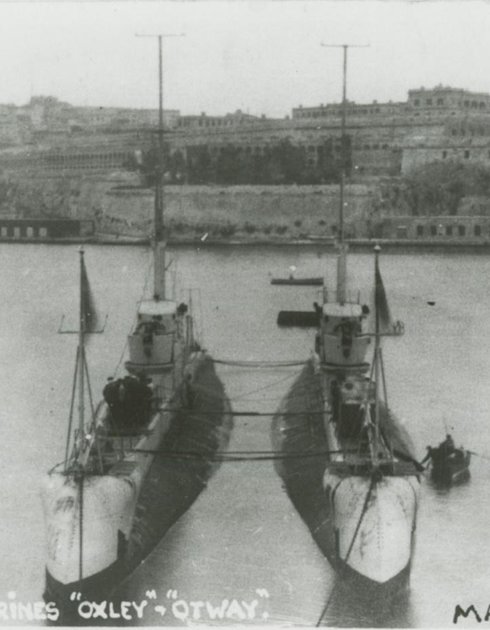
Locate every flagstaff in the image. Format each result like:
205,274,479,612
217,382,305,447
78,248,86,439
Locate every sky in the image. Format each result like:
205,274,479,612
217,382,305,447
0,0,490,117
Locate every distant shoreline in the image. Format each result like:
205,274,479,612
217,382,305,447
2,234,490,254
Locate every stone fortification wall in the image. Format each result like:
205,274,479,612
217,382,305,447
102,184,377,239
0,173,378,240
2,172,490,241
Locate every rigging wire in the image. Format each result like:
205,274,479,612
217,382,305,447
155,369,306,404
467,449,490,462
231,369,303,402
165,409,327,417
159,386,317,404
155,372,319,404
130,447,354,461
64,346,80,469
83,350,105,472
212,359,308,368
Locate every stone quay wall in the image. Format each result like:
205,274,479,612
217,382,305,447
0,174,379,240
2,173,490,243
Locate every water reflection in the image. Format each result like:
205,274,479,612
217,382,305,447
320,582,415,627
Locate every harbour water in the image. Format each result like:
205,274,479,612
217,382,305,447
1,242,490,626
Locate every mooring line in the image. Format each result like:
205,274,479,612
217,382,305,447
131,447,355,461
164,408,326,417
468,449,490,461
212,358,308,368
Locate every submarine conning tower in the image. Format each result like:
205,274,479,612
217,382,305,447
125,298,186,375
318,301,371,372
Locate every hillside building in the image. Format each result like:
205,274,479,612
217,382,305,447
2,85,490,178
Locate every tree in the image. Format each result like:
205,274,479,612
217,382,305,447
403,161,490,216
187,145,214,184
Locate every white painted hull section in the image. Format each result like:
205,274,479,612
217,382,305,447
41,473,134,585
324,472,419,585
41,403,172,585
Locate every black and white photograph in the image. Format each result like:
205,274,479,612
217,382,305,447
0,0,488,626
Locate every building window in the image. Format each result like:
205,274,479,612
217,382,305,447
430,225,437,236
464,150,470,159
414,99,420,106
446,225,453,236
396,226,408,239
475,225,482,237
442,150,447,159
437,98,444,105
426,99,432,106
416,225,424,237
458,225,466,237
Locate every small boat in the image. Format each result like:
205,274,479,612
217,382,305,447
271,265,324,286
424,435,471,485
271,277,323,286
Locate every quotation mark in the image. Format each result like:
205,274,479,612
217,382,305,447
256,588,270,598
166,589,178,600
70,592,82,601
145,590,157,599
